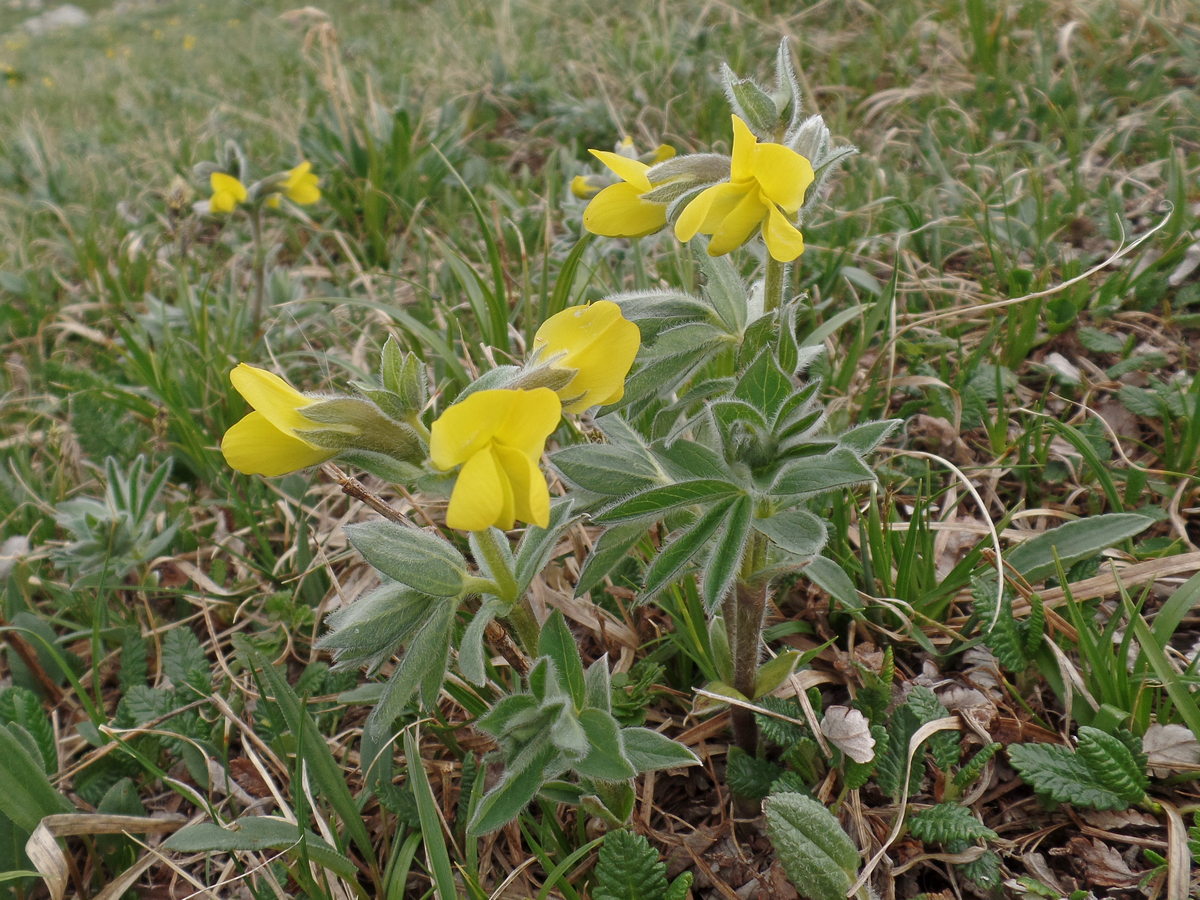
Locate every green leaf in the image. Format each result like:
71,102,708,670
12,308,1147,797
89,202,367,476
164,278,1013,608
403,727,456,899
238,643,374,861
770,449,875,502
458,596,505,686
653,438,731,481
1075,727,1148,804
764,792,860,900
0,687,57,774
469,740,557,834
904,686,960,771
514,501,579,594
551,445,661,497
575,523,646,597
753,650,802,699
1007,742,1130,810
698,249,749,333
703,496,752,610
838,419,902,455
162,626,210,693
0,725,72,830
538,611,586,709
802,556,862,611
344,519,467,597
318,583,437,673
595,480,743,524
643,501,732,600
1006,514,1153,583
621,727,700,773
575,709,636,780
734,349,793,422
364,600,455,739
163,817,358,881
592,829,669,900
907,803,998,845
727,746,782,801
755,508,827,559
584,656,612,714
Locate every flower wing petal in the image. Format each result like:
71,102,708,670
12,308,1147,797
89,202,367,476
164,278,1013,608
675,182,747,244
761,203,807,262
706,188,767,256
211,172,247,203
751,143,814,214
494,444,549,528
222,411,332,476
495,387,562,458
446,446,511,531
230,364,321,437
729,115,758,182
583,182,666,238
588,150,652,190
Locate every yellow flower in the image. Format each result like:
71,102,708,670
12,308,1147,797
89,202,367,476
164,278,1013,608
222,364,343,476
675,115,815,262
209,172,247,214
582,151,667,239
532,301,640,414
430,388,561,531
281,161,320,205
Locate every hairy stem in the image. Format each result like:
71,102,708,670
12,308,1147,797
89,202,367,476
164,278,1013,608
763,256,788,314
472,528,539,654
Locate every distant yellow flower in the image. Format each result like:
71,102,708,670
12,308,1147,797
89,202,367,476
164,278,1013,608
182,34,196,51
430,388,561,531
209,172,247,214
582,151,667,239
675,115,815,262
281,161,320,205
222,364,343,476
532,301,640,414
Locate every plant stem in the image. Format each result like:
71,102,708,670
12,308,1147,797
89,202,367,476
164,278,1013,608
729,578,769,756
763,256,788,314
472,528,540,654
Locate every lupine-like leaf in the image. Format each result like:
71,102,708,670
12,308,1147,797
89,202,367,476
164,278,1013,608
596,480,743,524
344,519,466,597
552,445,661,497
642,501,732,600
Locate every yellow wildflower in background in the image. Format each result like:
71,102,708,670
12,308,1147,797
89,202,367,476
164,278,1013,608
675,115,815,262
582,151,667,239
222,364,344,476
209,172,247,214
430,388,561,531
281,161,320,205
532,301,640,413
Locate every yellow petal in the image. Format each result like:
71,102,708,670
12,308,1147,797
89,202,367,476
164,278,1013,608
222,411,333,476
571,174,601,199
650,143,676,163
210,172,247,203
751,143,814,214
210,190,236,214
446,446,511,531
533,301,640,413
229,363,322,439
761,203,807,262
494,444,549,528
706,188,767,256
729,115,758,183
588,150,652,191
430,390,519,470
493,387,562,458
583,182,666,238
675,182,750,244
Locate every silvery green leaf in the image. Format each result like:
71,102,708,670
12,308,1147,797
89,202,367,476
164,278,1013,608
380,337,427,413
575,709,636,780
755,508,827,559
774,38,805,135
722,63,780,135
699,251,750,333
621,726,700,773
551,706,589,758
317,583,435,672
734,349,793,421
596,479,743,524
838,419,903,455
345,519,466,597
468,738,557,834
584,656,613,713
552,445,661,497
574,522,646,599
538,611,586,709
801,556,862,612
702,496,752,611
458,596,506,686
363,600,454,740
769,449,875,503
764,793,860,900
514,500,579,594
644,152,729,185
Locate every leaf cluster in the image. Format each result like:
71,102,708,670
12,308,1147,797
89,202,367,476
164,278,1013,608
1008,726,1149,811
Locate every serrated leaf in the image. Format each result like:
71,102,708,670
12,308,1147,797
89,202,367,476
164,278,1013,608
0,687,56,774
0,725,73,831
1007,742,1129,810
1006,514,1153,583
904,686,960,771
344,520,466,597
727,746,783,801
1075,727,1148,803
907,802,998,845
592,828,669,900
621,727,700,773
596,480,743,524
764,792,860,900
162,627,209,693
770,449,875,502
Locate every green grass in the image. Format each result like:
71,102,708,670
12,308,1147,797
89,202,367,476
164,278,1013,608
1,0,1199,896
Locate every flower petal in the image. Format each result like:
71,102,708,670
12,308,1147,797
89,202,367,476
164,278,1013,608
729,115,759,182
229,364,322,438
446,446,511,531
494,387,562,457
761,203,806,262
533,301,641,412
706,188,766,256
222,411,333,476
675,181,746,243
430,389,520,470
583,182,666,238
210,172,247,204
494,444,549,528
751,143,814,214
588,150,652,190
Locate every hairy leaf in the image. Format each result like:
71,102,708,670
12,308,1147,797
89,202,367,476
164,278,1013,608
908,802,998,845
764,792,860,900
1075,727,1148,804
596,479,743,524
1006,513,1153,583
592,829,668,900
1007,742,1130,810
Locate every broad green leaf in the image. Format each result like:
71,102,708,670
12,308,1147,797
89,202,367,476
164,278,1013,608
764,792,860,900
1007,742,1129,810
344,520,466,597
653,438,731,481
801,556,862,611
575,523,646,597
702,496,752,610
0,725,72,831
753,650,802,699
551,445,661,497
575,709,635,781
621,727,700,773
770,449,875,502
469,740,557,834
596,480,743,524
538,611,586,709
643,501,732,599
1006,513,1153,583
163,817,357,880
755,508,827,559
734,350,793,421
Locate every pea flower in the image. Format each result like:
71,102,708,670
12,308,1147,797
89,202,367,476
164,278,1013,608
582,151,668,238
675,115,815,262
279,161,321,205
209,172,247,214
222,363,346,476
430,388,560,531
532,301,640,413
